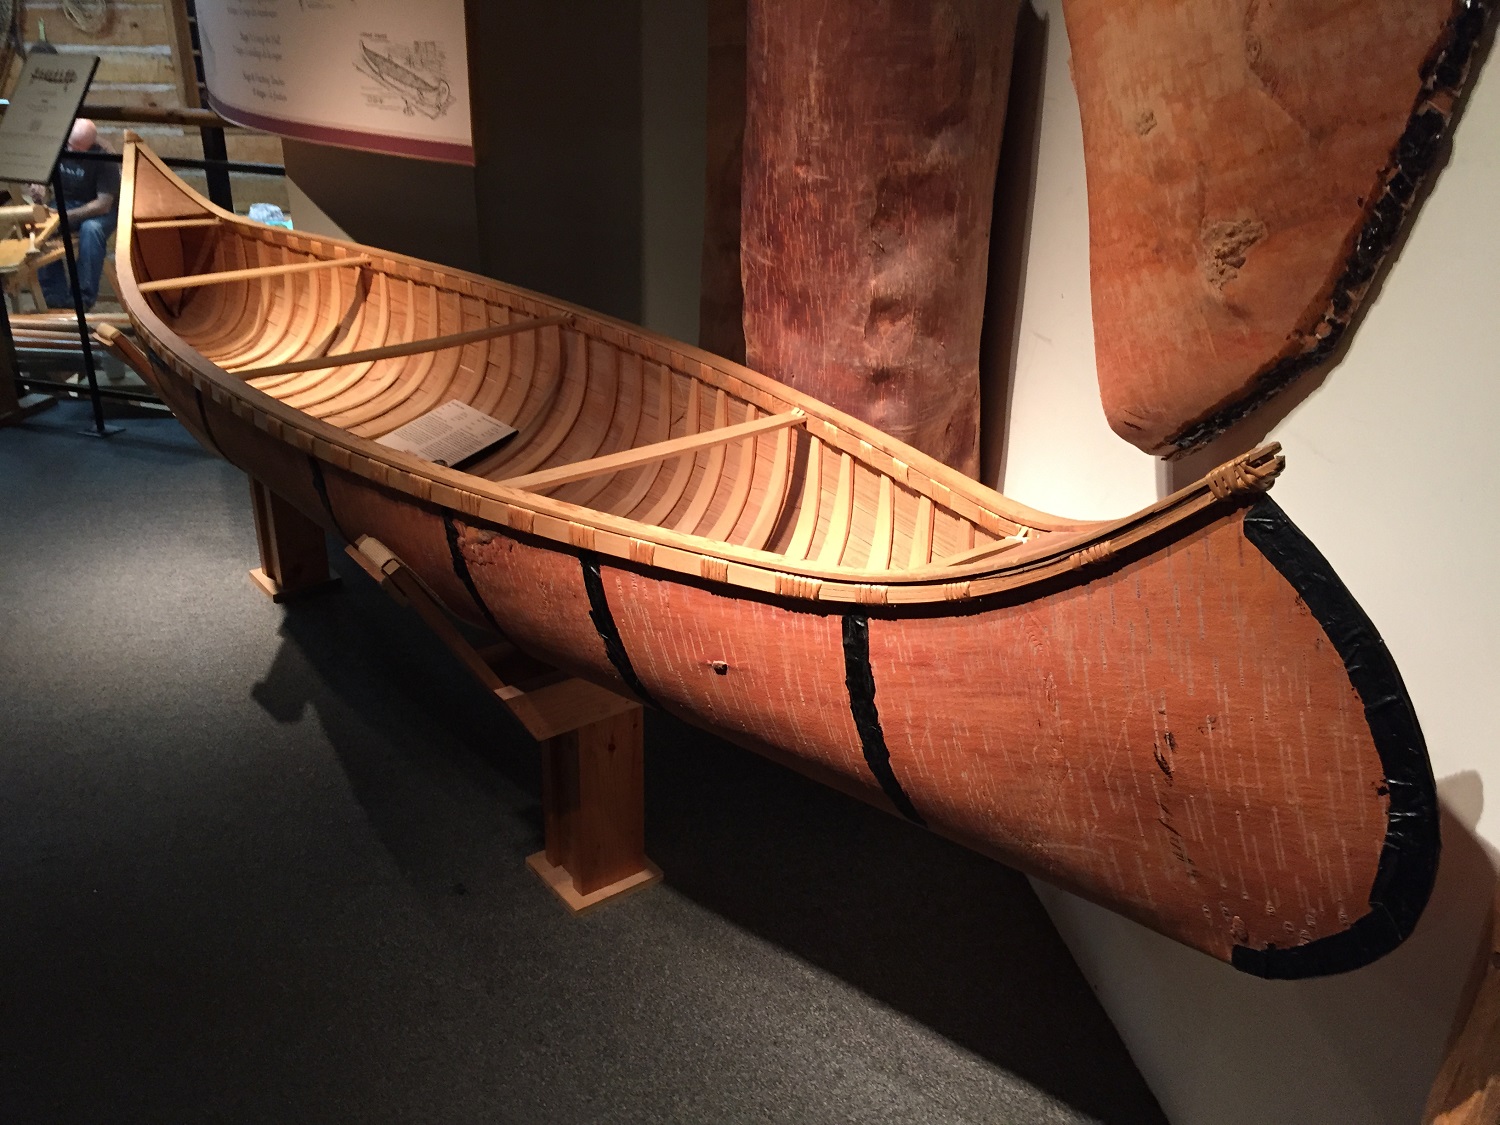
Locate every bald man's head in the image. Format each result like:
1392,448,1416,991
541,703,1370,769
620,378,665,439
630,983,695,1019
67,119,97,152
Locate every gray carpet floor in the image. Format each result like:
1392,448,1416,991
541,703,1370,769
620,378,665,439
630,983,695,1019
0,399,1168,1125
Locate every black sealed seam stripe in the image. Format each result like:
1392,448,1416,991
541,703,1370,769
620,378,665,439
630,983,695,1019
443,514,503,634
1235,497,1439,980
306,456,348,542
580,553,658,708
843,614,925,826
191,386,223,457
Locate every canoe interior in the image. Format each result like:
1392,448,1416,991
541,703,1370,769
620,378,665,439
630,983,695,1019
126,152,1060,578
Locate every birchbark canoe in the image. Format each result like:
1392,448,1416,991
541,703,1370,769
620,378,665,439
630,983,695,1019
1065,0,1493,455
115,139,1438,978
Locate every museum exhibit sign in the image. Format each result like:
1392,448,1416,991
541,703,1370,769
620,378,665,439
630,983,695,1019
1063,0,1494,455
113,138,1439,978
195,0,473,164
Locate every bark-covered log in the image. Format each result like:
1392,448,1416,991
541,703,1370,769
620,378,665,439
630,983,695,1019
698,0,748,364
1064,0,1494,456
741,0,1020,476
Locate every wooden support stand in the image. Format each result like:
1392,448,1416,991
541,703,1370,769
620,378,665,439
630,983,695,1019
247,477,339,601
345,534,661,914
529,706,662,912
1423,883,1500,1124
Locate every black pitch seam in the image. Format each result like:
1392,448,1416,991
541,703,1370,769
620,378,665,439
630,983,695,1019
1234,497,1440,980
305,457,348,542
190,386,223,457
579,553,659,708
442,515,504,634
842,614,926,826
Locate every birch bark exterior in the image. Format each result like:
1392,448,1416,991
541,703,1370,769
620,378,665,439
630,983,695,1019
1063,0,1493,456
741,0,1020,477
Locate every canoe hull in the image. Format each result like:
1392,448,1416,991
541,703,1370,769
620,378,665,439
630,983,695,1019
136,342,1436,978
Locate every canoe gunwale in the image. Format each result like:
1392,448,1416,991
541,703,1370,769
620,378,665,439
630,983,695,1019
116,140,1284,606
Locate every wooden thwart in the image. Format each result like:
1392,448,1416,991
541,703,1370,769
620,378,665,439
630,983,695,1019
135,217,221,230
138,254,373,293
236,314,574,380
502,408,805,492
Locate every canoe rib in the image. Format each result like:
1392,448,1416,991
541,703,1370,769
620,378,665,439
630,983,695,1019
639,377,703,527
608,362,676,520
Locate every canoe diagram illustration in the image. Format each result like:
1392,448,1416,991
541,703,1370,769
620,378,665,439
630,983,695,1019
355,36,452,119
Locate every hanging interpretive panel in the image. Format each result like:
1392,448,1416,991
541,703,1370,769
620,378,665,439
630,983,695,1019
0,52,99,183
197,0,472,164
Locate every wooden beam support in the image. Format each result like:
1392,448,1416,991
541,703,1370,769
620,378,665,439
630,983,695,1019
83,104,230,129
502,409,805,492
138,255,373,293
236,314,574,380
528,706,661,911
247,478,339,601
346,534,660,913
1423,883,1500,1124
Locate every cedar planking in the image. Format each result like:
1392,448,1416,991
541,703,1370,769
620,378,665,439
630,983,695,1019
1063,0,1495,455
740,0,1021,475
116,138,1438,977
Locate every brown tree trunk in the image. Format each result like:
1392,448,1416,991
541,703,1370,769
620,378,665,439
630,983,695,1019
741,0,1019,477
1064,0,1491,456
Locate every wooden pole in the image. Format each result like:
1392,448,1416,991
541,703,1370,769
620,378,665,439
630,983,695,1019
237,314,572,379
138,256,373,294
740,0,1021,476
247,478,338,601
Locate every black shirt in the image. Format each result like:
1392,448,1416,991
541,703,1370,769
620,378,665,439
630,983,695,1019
55,144,120,213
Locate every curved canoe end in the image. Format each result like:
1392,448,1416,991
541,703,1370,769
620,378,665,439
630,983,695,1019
1233,499,1440,980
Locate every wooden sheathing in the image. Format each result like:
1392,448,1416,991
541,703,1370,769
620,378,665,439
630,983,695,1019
138,227,1053,592
120,138,1294,612
18,1,288,213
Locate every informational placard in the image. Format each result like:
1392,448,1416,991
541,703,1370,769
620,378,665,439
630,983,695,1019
375,400,515,468
0,53,99,183
197,0,472,165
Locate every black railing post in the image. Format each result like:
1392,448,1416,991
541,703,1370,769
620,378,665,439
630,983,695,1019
50,167,121,438
199,124,234,211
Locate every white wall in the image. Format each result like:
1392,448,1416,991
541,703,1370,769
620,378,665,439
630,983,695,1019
1004,3,1500,1121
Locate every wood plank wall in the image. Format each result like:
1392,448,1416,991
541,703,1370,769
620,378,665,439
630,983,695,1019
13,0,289,214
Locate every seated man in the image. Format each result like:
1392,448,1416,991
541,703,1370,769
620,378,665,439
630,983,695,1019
31,119,118,310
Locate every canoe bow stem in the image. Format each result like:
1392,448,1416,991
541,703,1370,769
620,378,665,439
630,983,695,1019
1207,444,1285,500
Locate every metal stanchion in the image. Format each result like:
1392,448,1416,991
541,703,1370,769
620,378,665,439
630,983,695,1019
49,165,121,438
